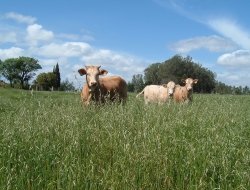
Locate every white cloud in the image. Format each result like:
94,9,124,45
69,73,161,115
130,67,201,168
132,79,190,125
217,50,250,67
35,42,92,57
57,33,95,42
57,33,81,41
26,24,54,45
0,47,24,60
37,58,60,66
5,12,36,25
82,49,145,73
208,19,250,49
217,71,250,87
0,32,17,43
171,35,237,53
34,42,145,80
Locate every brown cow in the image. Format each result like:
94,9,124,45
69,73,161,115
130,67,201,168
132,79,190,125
173,78,198,103
78,65,127,105
136,81,176,104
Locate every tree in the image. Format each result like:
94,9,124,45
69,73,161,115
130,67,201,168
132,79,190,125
0,59,4,81
35,72,56,91
1,58,18,87
233,86,243,95
0,59,2,78
144,63,161,85
131,74,144,93
59,79,75,91
1,57,41,88
127,81,135,92
214,81,232,94
243,86,250,94
53,63,61,90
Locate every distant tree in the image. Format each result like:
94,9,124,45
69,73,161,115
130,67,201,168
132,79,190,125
234,86,243,95
59,79,75,91
1,57,41,88
214,81,232,94
35,72,56,91
1,58,18,87
127,81,135,92
0,59,3,80
131,74,144,93
144,63,161,85
243,86,250,94
53,63,61,90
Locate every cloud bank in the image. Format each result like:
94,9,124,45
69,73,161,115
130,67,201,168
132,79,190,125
171,35,237,53
217,50,250,67
5,12,36,24
0,12,145,86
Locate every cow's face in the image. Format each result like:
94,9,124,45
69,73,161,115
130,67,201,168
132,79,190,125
163,81,176,96
182,78,198,91
78,66,108,92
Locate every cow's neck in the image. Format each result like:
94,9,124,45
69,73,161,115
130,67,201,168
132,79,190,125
90,85,102,101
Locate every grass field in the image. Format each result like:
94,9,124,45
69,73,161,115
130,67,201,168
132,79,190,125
0,88,250,189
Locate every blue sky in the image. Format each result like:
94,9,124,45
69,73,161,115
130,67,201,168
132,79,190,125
1,0,250,88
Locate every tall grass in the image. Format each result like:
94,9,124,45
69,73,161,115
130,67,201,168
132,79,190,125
0,88,249,189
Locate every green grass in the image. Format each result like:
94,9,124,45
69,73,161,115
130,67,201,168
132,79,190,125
0,88,250,189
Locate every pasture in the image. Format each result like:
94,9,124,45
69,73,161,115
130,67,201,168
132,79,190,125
0,88,249,189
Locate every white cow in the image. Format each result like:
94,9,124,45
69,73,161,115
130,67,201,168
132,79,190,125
136,81,176,104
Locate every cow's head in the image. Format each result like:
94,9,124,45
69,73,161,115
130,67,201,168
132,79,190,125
78,65,108,92
163,81,176,97
182,78,198,91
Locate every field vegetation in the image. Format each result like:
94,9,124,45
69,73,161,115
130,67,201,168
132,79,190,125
0,88,249,189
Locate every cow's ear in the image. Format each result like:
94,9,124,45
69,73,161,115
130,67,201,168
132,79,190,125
78,68,87,76
99,69,108,75
162,84,168,88
181,79,186,84
193,79,198,84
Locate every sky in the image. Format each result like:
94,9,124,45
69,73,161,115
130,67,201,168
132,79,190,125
1,0,250,88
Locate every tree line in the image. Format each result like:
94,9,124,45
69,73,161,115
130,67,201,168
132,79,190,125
128,55,250,95
0,57,75,91
1,55,249,94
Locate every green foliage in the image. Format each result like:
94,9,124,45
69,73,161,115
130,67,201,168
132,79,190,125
0,58,18,87
144,63,161,85
35,63,62,91
131,74,144,92
144,55,216,93
127,81,135,92
215,82,250,95
0,89,249,189
53,63,61,89
0,57,41,89
59,79,75,91
242,86,250,94
0,59,2,78
35,72,57,90
215,81,233,94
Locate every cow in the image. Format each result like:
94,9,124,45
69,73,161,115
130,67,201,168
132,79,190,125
136,81,176,104
78,65,127,106
173,78,198,103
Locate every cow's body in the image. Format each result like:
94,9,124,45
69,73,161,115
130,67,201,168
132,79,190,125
173,78,198,103
78,66,127,105
136,81,175,104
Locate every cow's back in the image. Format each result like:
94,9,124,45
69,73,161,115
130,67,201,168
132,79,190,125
144,85,168,104
99,76,127,100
